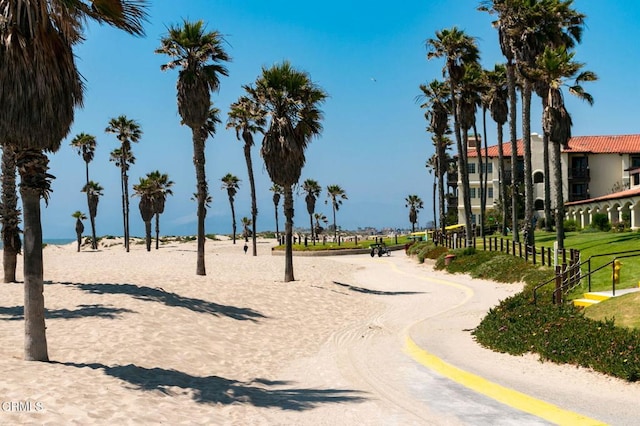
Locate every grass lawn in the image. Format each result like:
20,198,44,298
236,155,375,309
274,235,414,251
535,230,640,295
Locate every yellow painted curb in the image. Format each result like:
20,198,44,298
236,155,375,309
405,337,605,425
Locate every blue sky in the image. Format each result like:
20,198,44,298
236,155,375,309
39,0,639,238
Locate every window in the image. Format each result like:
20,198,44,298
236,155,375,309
481,162,493,174
488,187,494,199
469,187,477,199
631,156,640,168
533,171,544,183
534,199,544,210
467,162,476,174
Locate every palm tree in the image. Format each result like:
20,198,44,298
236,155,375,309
405,195,424,233
1,145,21,283
326,185,348,241
221,173,241,244
419,79,451,234
426,154,438,229
156,19,230,276
132,177,155,252
480,0,586,245
70,133,98,248
0,0,147,362
241,216,252,242
313,212,329,238
72,211,87,252
301,179,322,245
538,47,596,251
145,171,174,250
227,96,266,256
270,184,283,240
105,115,142,253
484,64,510,235
427,27,480,246
82,181,103,250
248,61,327,282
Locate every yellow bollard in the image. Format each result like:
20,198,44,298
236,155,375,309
613,259,622,285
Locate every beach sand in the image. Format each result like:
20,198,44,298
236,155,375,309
0,237,638,425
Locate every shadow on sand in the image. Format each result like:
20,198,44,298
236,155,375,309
0,304,134,321
56,281,266,322
332,281,424,296
57,361,367,410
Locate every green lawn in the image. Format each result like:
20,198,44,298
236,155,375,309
274,235,414,251
535,230,640,295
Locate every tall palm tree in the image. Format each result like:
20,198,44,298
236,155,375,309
0,0,147,362
227,96,265,256
72,211,86,252
484,64,510,235
248,61,327,282
132,177,155,251
1,145,21,283
144,171,174,250
419,79,451,234
301,179,322,245
105,116,142,252
326,185,348,240
269,184,283,240
156,19,230,276
538,47,596,251
405,195,424,233
427,27,480,246
480,0,585,245
82,181,103,250
221,173,241,244
70,133,97,248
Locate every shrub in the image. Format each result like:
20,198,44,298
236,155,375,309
591,213,611,232
564,219,580,232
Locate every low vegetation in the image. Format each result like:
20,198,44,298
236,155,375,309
414,231,640,382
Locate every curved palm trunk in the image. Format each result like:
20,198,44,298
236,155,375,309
229,196,237,244
283,185,294,282
243,140,258,256
507,62,519,242
522,82,534,246
20,183,48,361
193,129,207,276
2,146,20,283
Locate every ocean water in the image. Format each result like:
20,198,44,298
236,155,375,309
0,238,75,249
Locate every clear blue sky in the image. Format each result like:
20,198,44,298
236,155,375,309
39,0,639,239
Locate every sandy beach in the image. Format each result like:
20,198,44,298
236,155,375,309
1,237,639,425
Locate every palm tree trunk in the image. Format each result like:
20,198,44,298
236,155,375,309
123,170,130,253
194,129,207,276
120,164,127,251
244,142,258,256
473,122,484,237
332,204,337,241
507,62,519,242
86,162,97,249
438,156,446,234
144,220,152,251
432,172,437,229
553,140,565,251
21,186,48,361
542,97,553,232
283,185,295,282
522,81,534,246
230,197,236,244
274,203,280,241
2,146,20,283
309,213,315,245
497,123,508,236
155,213,160,250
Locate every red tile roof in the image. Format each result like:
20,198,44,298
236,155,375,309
565,186,640,207
467,134,640,158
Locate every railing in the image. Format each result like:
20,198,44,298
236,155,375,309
533,249,640,304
